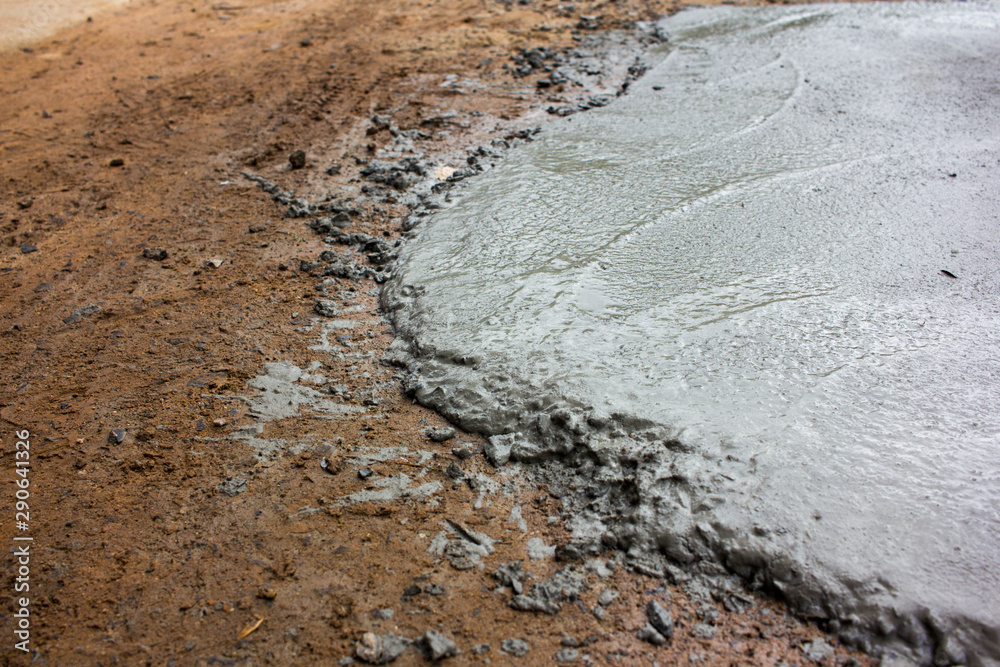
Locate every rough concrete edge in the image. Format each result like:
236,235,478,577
374,8,1000,667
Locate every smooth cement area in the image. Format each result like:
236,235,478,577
387,3,1000,663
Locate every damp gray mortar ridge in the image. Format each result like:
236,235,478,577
378,9,1000,667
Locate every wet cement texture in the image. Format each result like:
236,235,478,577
385,3,1000,664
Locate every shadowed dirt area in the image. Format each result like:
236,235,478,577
1,0,879,665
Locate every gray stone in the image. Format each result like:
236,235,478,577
493,562,524,595
355,632,409,665
933,635,967,666
451,445,476,460
879,654,919,667
65,303,101,324
646,600,674,639
315,300,340,317
377,634,409,664
509,568,586,615
418,630,459,661
501,638,530,657
428,427,456,442
802,638,834,663
526,537,555,562
484,433,514,466
556,648,580,663
637,624,667,646
218,474,247,497
597,588,619,607
692,624,716,640
108,428,127,444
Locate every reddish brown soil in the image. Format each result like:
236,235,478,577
1,1,877,665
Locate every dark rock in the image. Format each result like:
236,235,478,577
326,164,341,175
452,446,476,460
428,427,456,442
417,630,459,661
248,224,268,233
445,462,463,480
16,197,33,210
289,150,307,170
555,543,585,562
646,600,674,639
500,639,530,657
20,244,38,254
108,429,127,444
286,198,314,218
402,584,421,599
369,115,392,134
109,158,125,167
142,248,168,261
310,213,353,235
547,105,577,117
637,624,667,646
358,468,374,480
299,37,313,47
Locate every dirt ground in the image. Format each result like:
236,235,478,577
1,0,880,665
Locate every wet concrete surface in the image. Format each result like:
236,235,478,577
387,3,1000,664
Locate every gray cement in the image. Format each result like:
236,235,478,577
383,3,1000,664
247,361,366,421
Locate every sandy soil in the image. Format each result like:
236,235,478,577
1,1,879,665
0,0,137,53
